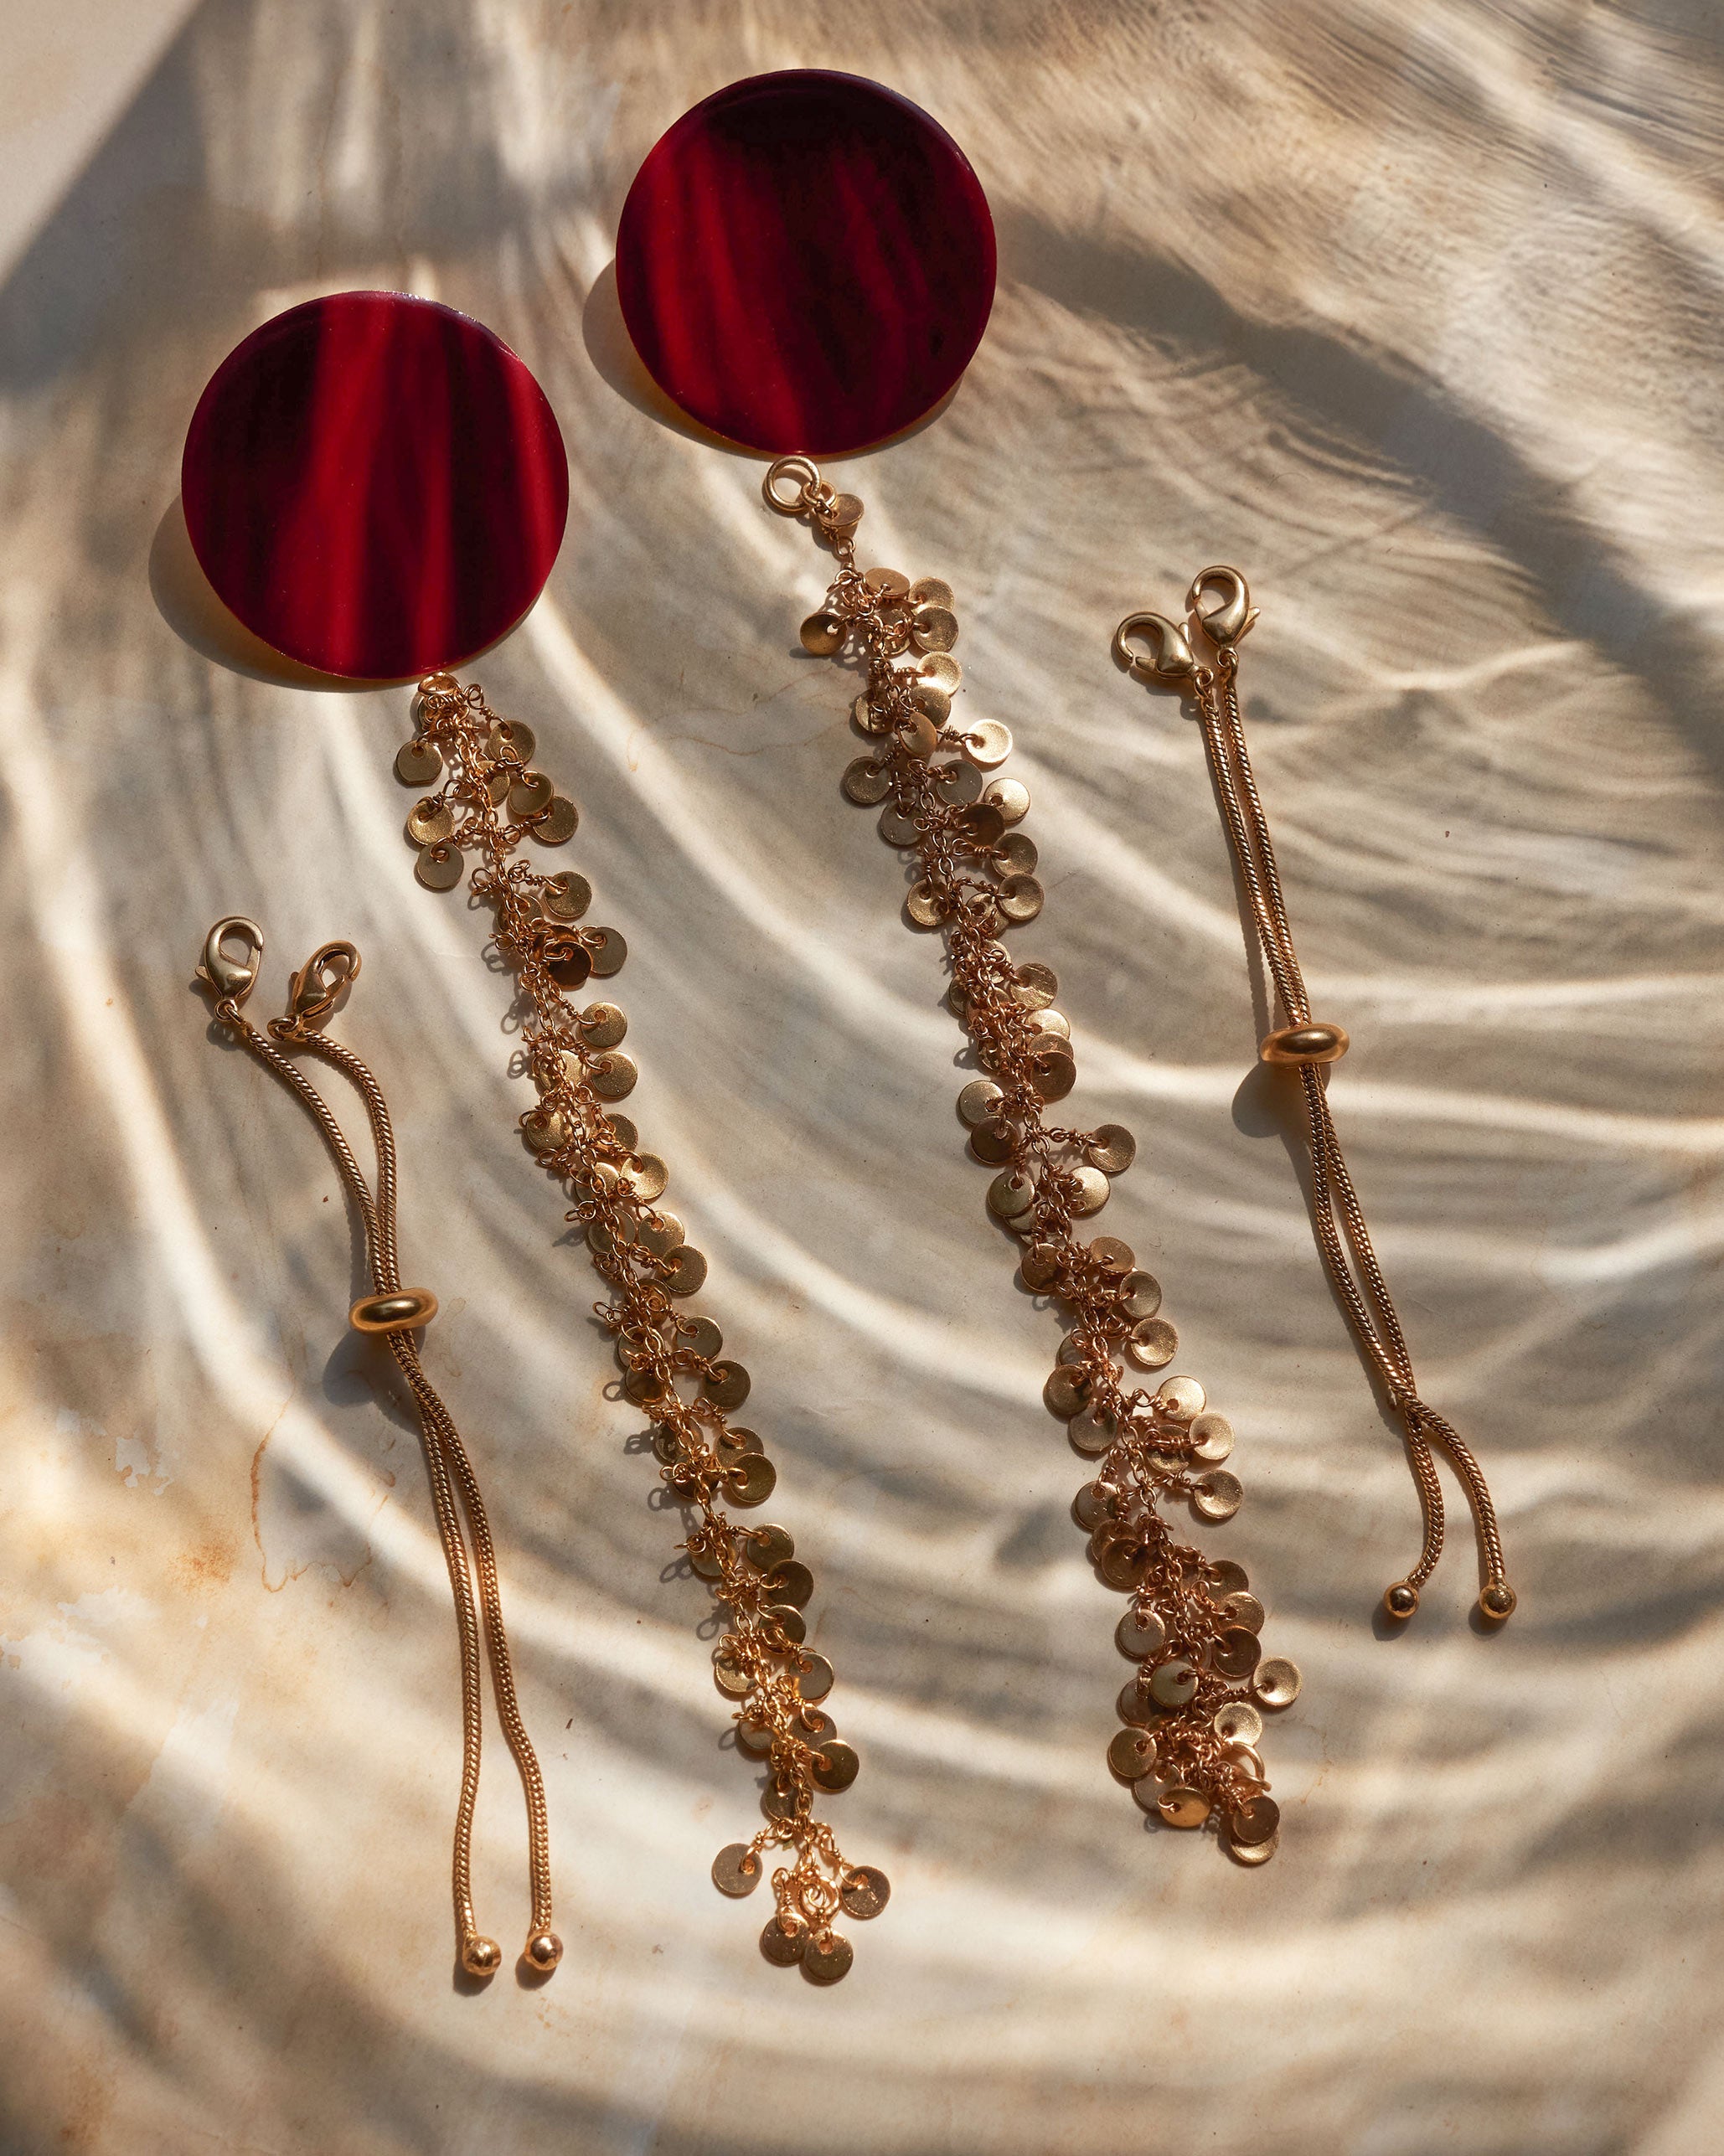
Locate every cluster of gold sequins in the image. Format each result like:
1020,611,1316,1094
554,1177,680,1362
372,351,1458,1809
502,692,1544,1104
1071,1364,1298,1862
398,678,580,892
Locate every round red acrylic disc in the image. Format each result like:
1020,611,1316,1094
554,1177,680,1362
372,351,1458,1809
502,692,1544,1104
182,292,568,679
616,70,995,456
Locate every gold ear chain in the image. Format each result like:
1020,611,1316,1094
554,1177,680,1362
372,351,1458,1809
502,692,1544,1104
763,459,1296,1862
197,919,560,1978
1114,575,1515,1625
392,679,887,1983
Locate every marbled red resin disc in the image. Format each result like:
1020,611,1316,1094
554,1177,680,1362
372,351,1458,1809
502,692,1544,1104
616,71,995,456
182,292,568,679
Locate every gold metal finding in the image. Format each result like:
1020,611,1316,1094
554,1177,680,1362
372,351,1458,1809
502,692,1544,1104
198,924,556,1978
1115,572,1515,1625
770,456,1298,1861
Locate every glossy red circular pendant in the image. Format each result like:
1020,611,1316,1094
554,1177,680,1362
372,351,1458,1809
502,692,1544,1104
616,71,995,456
182,292,569,679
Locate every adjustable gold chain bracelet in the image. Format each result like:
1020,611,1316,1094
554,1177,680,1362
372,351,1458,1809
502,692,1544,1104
762,458,1298,1861
195,920,560,1978
395,674,887,1980
1113,574,1515,1625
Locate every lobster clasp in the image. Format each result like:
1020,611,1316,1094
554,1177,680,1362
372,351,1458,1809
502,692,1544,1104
1187,565,1259,648
1112,609,1197,684
197,917,264,1009
281,940,362,1034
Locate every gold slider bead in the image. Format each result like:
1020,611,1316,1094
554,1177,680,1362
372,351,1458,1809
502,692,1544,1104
1383,1581,1420,1620
461,1936,503,1978
1260,1021,1350,1066
349,1288,438,1334
523,1931,563,1973
1479,1581,1518,1621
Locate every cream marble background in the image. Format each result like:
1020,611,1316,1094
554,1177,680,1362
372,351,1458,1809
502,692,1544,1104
2,3,1721,2151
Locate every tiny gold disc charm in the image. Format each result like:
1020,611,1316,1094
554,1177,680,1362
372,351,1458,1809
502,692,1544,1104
1214,1700,1263,1746
1222,1591,1266,1634
864,566,911,600
957,1078,1004,1128
803,1929,854,1984
542,871,591,921
1090,1235,1135,1272
1156,1375,1207,1421
797,1652,836,1703
1087,1125,1137,1174
998,875,1045,925
395,740,442,786
711,1843,762,1897
680,1314,722,1359
839,1865,891,1920
635,1211,684,1258
1211,1625,1261,1678
1098,1540,1152,1591
1149,1657,1199,1709
910,576,955,610
1013,962,1060,1010
1126,1318,1179,1369
988,1169,1036,1220
1068,1401,1117,1456
760,1914,808,1966
1068,1164,1111,1216
1021,1243,1061,1291
1253,1657,1303,1709
765,1602,807,1643
879,805,921,847
705,1359,751,1411
906,881,945,929
812,1739,859,1792
534,796,580,845
910,681,950,725
745,1523,794,1569
487,720,536,764
1118,1680,1156,1727
1207,1559,1249,1596
801,610,845,656
1117,1606,1168,1659
1074,1479,1119,1529
725,1454,777,1506
588,1050,637,1101
1159,1785,1211,1828
1229,1830,1279,1867
935,758,982,805
1045,1366,1091,1420
1108,1726,1158,1780
586,926,627,976
921,651,963,694
509,771,555,818
713,1645,752,1698
1119,1271,1162,1322
961,719,1013,769
843,758,892,806
580,1000,628,1048
663,1245,708,1295
1190,1413,1235,1462
1193,1470,1244,1523
406,797,454,846
985,776,1030,825
415,843,464,891
1231,1795,1281,1848
1029,1044,1076,1103
994,833,1038,877
910,604,959,653
765,1559,814,1608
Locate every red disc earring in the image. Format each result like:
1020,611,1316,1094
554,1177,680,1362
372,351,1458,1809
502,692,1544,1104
181,291,568,680
615,70,996,456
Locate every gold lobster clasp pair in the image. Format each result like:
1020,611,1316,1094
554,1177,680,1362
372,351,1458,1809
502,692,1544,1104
196,916,360,1031
1112,565,1259,684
